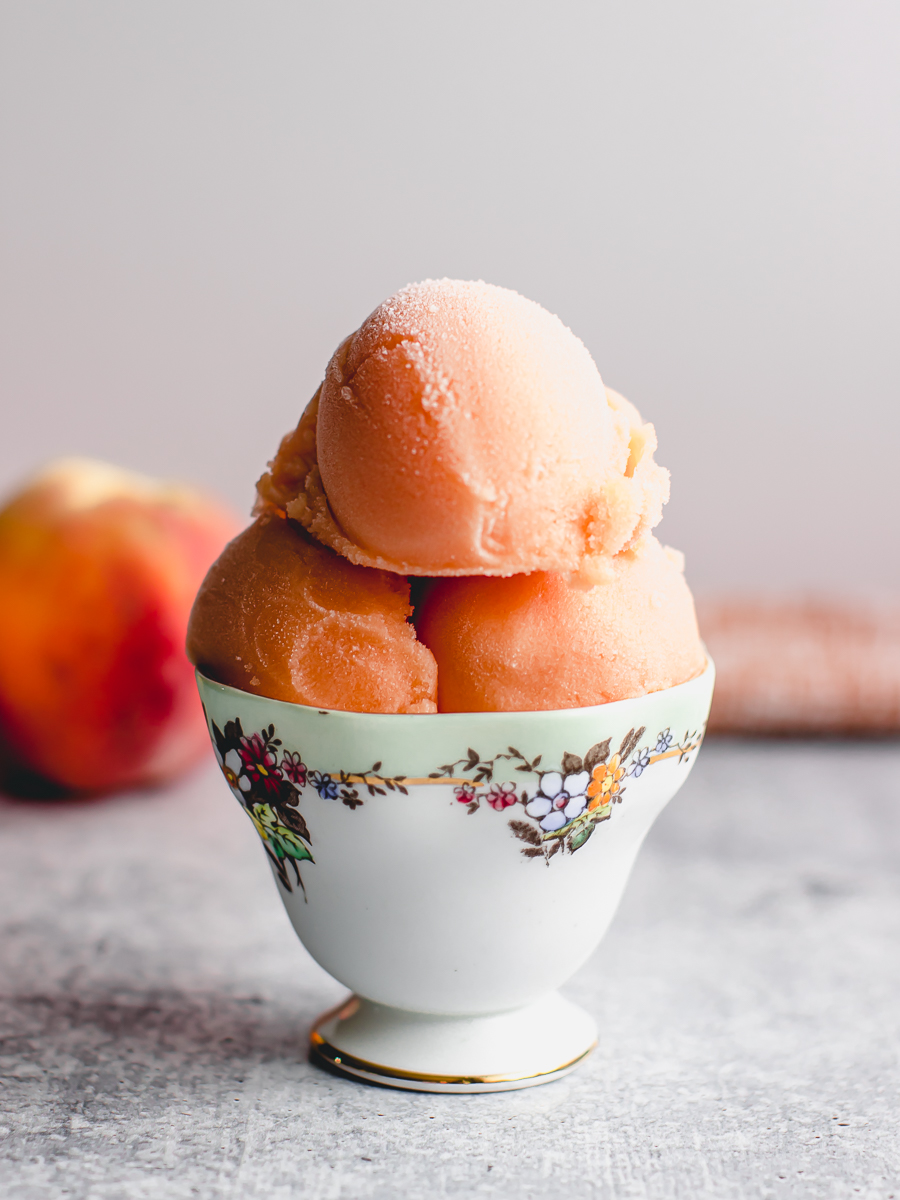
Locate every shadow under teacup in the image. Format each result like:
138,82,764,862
196,660,715,1093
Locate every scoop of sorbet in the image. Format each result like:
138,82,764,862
414,537,705,712
187,513,437,713
256,279,669,576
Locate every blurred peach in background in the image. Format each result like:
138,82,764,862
0,459,239,794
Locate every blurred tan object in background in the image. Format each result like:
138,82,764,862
699,600,900,735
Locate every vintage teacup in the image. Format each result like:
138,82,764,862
197,660,714,1093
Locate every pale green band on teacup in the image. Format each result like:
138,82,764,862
196,660,714,786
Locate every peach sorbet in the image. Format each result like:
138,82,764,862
197,278,706,716
415,537,705,712
257,279,669,577
188,512,437,714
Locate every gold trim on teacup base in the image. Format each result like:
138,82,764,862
308,1003,596,1094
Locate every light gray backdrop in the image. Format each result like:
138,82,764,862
1,1,898,596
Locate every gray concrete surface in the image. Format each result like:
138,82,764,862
1,739,899,1199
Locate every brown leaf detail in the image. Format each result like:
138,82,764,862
278,808,311,841
561,752,583,776
618,726,646,762
584,740,611,773
509,819,542,846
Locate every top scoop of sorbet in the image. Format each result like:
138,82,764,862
258,279,669,576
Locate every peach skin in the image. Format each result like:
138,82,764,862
0,459,240,794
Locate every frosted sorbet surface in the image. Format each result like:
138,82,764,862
231,278,706,715
415,537,706,713
187,514,438,714
261,280,669,576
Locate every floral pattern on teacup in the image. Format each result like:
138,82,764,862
205,714,407,895
524,770,591,830
205,709,704,888
430,727,703,863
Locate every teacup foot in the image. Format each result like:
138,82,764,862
310,993,597,1093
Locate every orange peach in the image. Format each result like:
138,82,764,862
0,459,240,793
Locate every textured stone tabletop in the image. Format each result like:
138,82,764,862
1,738,899,1199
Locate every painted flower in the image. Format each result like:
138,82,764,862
629,747,651,778
485,782,518,811
655,729,673,754
239,732,282,794
525,769,590,832
281,751,308,788
309,770,341,800
215,746,250,796
587,755,625,810
454,783,477,804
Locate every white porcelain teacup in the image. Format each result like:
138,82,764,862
197,661,715,1092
